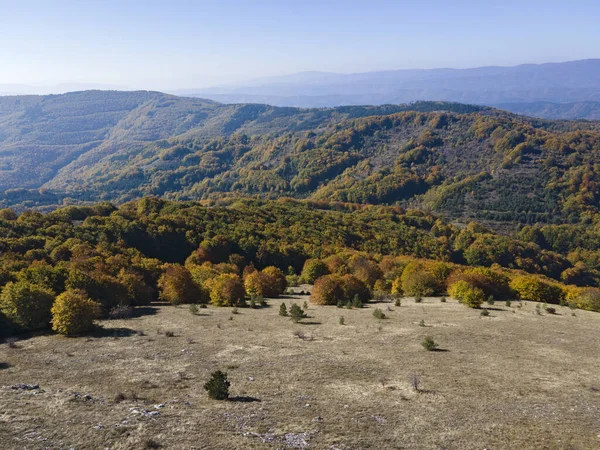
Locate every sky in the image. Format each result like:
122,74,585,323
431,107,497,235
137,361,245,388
1,0,599,91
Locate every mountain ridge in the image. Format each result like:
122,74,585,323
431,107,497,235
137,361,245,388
182,59,600,119
1,90,600,231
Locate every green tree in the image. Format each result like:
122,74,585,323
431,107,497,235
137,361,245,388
209,274,246,307
289,303,307,323
51,289,101,335
279,302,288,316
300,259,329,284
158,264,204,305
422,336,438,351
310,274,345,305
203,370,230,400
0,281,55,331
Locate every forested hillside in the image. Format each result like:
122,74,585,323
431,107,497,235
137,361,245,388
3,197,600,337
2,91,600,229
0,90,439,192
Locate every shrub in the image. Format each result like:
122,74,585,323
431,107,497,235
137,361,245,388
246,267,287,298
350,257,383,288
447,267,511,300
279,302,288,316
394,297,402,307
419,319,425,327
373,279,391,294
51,289,101,335
448,280,485,308
339,316,345,325
204,370,230,400
0,281,55,331
188,262,220,288
480,308,490,317
341,274,371,304
575,288,600,312
286,274,300,287
372,308,386,319
430,261,452,286
158,265,204,305
300,259,329,284
66,269,129,311
505,300,511,307
16,261,66,294
189,304,199,315
209,274,246,307
323,254,349,275
262,266,287,295
449,280,470,299
510,275,563,304
310,275,345,305
351,294,363,308
372,290,389,302
462,286,486,308
414,295,422,303
289,303,307,323
440,297,446,303
422,336,438,351
400,263,438,296
487,295,495,306
545,306,556,314
117,268,154,306
380,256,409,280
242,263,257,280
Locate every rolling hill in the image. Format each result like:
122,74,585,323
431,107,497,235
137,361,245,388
1,90,600,229
0,90,435,192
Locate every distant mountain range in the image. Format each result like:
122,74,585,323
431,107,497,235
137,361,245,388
494,101,600,120
181,59,600,120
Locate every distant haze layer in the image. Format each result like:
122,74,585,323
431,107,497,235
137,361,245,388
180,59,600,120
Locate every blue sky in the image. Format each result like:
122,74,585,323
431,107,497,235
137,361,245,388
1,0,599,89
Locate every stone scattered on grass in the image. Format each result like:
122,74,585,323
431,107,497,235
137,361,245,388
11,383,40,390
372,415,387,424
129,407,160,418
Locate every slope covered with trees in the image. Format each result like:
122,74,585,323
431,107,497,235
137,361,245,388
0,90,431,192
2,198,600,338
2,91,600,230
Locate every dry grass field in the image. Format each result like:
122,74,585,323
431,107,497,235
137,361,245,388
2,288,600,449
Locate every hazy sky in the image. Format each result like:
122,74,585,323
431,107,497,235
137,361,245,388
1,0,599,90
